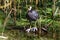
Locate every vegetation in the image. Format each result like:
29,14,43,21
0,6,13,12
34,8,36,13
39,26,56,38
0,0,60,40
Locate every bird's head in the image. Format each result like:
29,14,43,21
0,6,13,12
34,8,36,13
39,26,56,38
28,6,32,11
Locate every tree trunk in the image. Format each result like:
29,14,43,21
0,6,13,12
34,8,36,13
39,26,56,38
30,0,32,3
36,0,38,6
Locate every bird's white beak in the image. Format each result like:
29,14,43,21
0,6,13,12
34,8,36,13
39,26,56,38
28,6,32,11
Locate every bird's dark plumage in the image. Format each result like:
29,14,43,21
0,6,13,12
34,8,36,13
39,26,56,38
26,10,39,21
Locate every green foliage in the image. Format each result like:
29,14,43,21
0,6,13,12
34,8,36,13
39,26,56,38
16,18,29,26
0,19,4,32
56,1,60,7
46,8,52,13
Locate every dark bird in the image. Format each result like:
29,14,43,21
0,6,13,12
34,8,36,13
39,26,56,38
26,6,39,35
26,6,39,22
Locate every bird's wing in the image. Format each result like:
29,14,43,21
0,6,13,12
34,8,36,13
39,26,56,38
32,11,39,18
28,10,39,20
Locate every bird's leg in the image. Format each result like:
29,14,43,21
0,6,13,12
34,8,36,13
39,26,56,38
30,25,31,29
30,22,31,29
35,20,37,27
34,20,37,36
35,19,40,37
35,21,36,27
